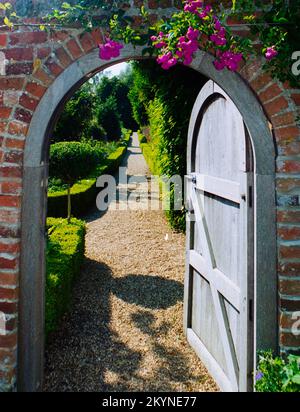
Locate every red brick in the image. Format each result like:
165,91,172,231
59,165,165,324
0,209,20,224
278,141,300,156
45,59,63,77
277,160,300,173
278,226,300,241
9,31,47,46
265,96,289,117
0,287,18,301
14,108,32,124
291,94,300,106
4,47,33,61
79,32,95,52
0,165,22,179
0,301,17,315
25,82,46,99
91,29,103,45
272,112,295,128
278,261,300,276
250,74,273,92
5,317,18,333
148,0,172,8
240,59,261,81
259,84,282,103
6,62,33,76
0,78,24,91
0,107,12,120
1,182,22,195
277,178,300,193
19,93,39,112
37,47,51,59
279,278,300,296
0,121,7,134
32,68,53,87
280,312,300,330
50,30,69,42
280,332,300,347
274,126,300,142
66,38,83,59
0,257,18,270
0,349,17,366
279,245,300,260
0,272,18,287
5,138,25,150
0,241,20,254
0,195,20,208
0,333,17,349
3,150,23,165
0,225,20,239
55,47,72,68
7,121,28,136
0,34,7,47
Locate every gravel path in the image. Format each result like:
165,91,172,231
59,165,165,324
43,133,218,392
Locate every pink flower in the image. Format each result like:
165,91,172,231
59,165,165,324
99,39,124,60
265,46,278,60
210,33,227,46
157,52,178,70
187,27,199,41
214,50,243,71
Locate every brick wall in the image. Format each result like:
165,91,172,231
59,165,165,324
0,0,299,391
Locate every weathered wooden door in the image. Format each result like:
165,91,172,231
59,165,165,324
184,81,254,392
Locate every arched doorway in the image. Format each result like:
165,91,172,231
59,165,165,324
19,45,277,392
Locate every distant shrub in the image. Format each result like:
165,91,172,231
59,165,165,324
48,132,131,218
97,95,122,141
255,351,300,392
49,142,100,221
46,218,85,337
49,141,100,183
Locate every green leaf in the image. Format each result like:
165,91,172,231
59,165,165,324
291,375,300,385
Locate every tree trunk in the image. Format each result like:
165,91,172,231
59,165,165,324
67,184,71,223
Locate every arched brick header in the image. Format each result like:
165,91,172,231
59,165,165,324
0,1,299,392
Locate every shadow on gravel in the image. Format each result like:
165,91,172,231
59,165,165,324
112,274,183,309
43,258,202,392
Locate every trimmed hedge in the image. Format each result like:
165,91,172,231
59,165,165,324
46,218,86,337
137,130,160,176
47,131,131,217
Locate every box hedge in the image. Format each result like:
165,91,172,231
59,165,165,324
45,218,86,337
47,132,131,218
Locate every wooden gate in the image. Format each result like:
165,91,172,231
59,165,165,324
184,81,254,392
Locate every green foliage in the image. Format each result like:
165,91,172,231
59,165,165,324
47,131,131,218
132,61,205,231
255,351,300,392
97,95,122,141
52,82,102,142
95,75,138,131
49,141,100,185
46,217,86,337
231,0,300,87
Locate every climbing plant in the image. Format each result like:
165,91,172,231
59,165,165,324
1,1,298,86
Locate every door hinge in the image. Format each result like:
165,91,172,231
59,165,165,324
249,299,253,322
248,185,253,208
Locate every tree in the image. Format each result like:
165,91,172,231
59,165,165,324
49,142,99,222
96,95,122,141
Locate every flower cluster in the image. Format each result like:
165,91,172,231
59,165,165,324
210,19,227,47
154,27,200,70
265,46,278,61
213,50,243,71
184,1,212,19
99,39,124,60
